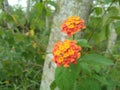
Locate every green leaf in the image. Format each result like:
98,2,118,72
0,0,3,2
47,1,57,9
101,7,118,27
88,16,102,29
104,0,115,4
114,21,120,34
92,65,101,73
50,81,57,90
55,63,81,90
93,75,109,85
110,16,120,20
14,33,25,42
0,30,4,36
81,54,114,65
108,7,119,16
74,79,101,90
95,7,102,15
77,39,91,48
97,24,109,43
79,62,91,74
93,28,107,43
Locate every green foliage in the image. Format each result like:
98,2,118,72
53,0,120,89
79,62,91,74
0,0,120,90
74,79,101,90
46,1,58,9
77,39,91,48
53,0,120,88
54,38,114,89
54,53,114,90
81,54,114,65
87,4,119,45
0,0,55,89
104,0,115,4
50,80,57,90
55,62,81,90
0,30,45,89
114,21,120,35
94,7,103,15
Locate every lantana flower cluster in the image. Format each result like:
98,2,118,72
52,40,81,67
52,16,85,67
61,16,86,37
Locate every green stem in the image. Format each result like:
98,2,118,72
73,34,75,40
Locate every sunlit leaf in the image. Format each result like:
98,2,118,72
81,54,114,65
55,63,81,90
77,39,91,48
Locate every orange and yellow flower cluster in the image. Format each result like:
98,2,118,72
52,40,81,67
61,16,86,37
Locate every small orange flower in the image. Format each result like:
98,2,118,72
52,40,82,67
61,16,86,37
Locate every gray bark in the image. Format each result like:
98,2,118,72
3,0,10,14
106,3,119,54
106,23,117,54
25,0,30,21
40,0,93,90
24,0,30,33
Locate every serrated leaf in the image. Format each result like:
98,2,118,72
55,63,81,90
81,54,114,65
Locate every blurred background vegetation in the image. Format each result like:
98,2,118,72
0,0,120,90
0,0,56,89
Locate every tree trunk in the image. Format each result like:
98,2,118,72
3,0,10,14
25,0,30,21
106,23,117,54
24,0,30,33
40,0,93,90
106,3,119,54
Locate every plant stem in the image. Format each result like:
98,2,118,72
73,35,75,40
